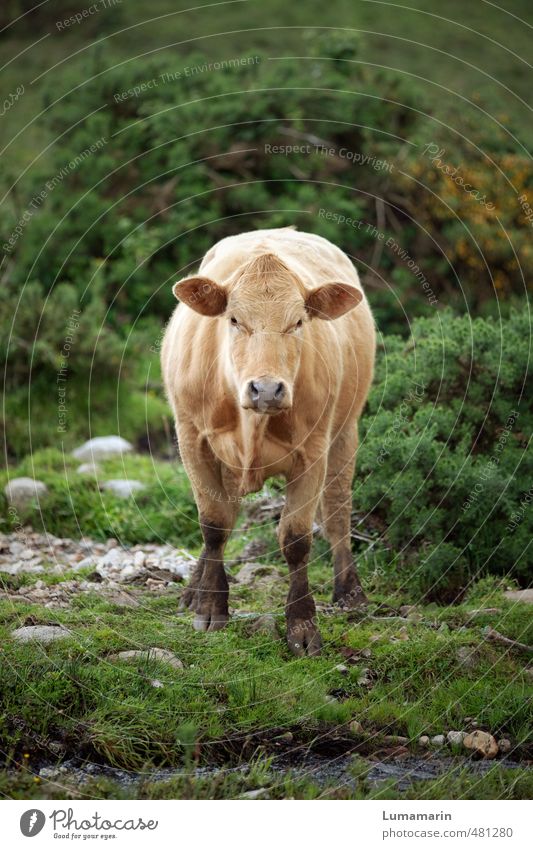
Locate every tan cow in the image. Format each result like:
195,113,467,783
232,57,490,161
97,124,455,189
161,227,375,655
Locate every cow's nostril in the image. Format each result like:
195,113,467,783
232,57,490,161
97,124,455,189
274,382,285,400
249,381,259,400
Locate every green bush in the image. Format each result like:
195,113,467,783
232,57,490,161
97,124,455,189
2,34,531,457
357,309,533,599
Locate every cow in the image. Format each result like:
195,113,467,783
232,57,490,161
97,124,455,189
161,227,375,656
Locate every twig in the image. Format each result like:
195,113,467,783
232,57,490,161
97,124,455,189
483,626,533,655
369,196,386,272
278,126,333,149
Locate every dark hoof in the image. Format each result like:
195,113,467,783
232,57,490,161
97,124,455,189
179,587,198,611
287,618,322,657
193,611,229,632
190,585,229,632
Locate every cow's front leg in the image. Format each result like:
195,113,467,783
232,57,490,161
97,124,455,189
192,520,232,632
279,457,326,657
178,424,238,632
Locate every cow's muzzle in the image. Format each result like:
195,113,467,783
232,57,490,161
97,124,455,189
243,377,291,413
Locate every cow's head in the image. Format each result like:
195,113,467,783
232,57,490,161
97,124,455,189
173,253,362,414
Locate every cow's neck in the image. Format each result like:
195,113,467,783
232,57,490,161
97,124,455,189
239,411,270,496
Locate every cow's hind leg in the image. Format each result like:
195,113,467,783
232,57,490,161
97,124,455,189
279,452,327,656
321,425,368,608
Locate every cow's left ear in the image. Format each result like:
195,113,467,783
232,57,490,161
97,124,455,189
173,276,227,316
305,282,362,320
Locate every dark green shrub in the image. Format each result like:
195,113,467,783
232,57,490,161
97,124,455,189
357,309,532,599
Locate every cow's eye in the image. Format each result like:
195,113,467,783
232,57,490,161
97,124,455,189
230,316,238,326
296,319,303,328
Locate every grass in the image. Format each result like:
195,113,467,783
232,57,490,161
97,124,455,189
0,546,531,776
0,449,198,545
0,451,531,798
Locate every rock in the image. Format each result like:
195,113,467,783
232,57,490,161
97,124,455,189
242,788,269,799
100,479,145,498
275,732,294,743
349,720,364,735
234,562,281,585
467,608,502,619
447,730,465,746
335,663,349,675
119,564,142,582
457,646,478,669
498,738,511,754
357,668,371,686
76,463,101,477
249,614,280,638
463,730,498,759
1,561,44,575
4,477,48,508
150,679,164,689
97,548,123,572
12,625,72,643
392,626,409,641
72,556,96,571
109,648,184,669
431,734,445,746
72,436,133,462
134,550,146,568
239,539,269,561
418,735,430,747
146,578,165,590
504,589,533,604
384,735,409,745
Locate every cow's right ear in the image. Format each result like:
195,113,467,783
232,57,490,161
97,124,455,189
172,276,227,316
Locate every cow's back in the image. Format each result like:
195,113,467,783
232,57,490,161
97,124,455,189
200,227,363,293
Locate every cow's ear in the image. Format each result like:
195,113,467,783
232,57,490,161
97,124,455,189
305,282,362,320
172,276,227,316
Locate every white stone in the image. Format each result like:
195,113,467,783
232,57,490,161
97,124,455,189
2,561,44,575
12,625,72,643
100,479,145,498
235,562,280,585
72,436,133,462
4,477,48,508
72,556,96,571
504,589,533,604
109,648,184,669
76,462,101,477
447,730,465,746
98,548,123,569
431,734,445,746
120,564,142,582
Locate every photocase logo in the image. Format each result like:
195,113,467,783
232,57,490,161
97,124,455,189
20,809,46,837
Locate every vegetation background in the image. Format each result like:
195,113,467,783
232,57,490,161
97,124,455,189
0,0,531,800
